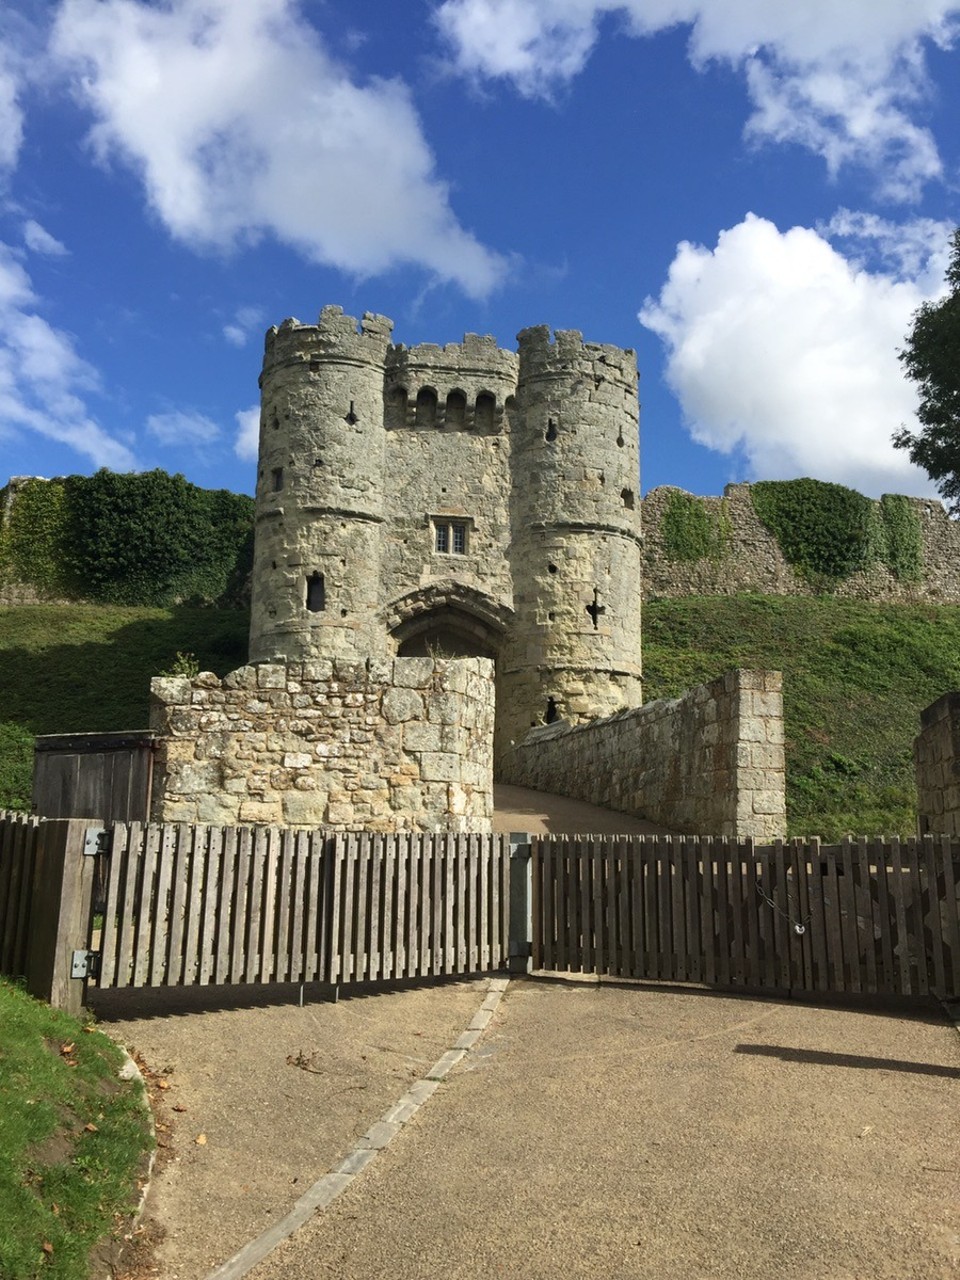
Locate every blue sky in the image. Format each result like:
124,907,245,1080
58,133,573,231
1,0,958,501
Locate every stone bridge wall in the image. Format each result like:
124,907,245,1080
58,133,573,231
915,692,960,837
500,669,786,839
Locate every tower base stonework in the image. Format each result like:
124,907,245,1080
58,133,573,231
149,658,494,833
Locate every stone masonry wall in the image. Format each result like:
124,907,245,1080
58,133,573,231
149,657,494,833
500,669,786,839
643,483,960,602
914,692,960,837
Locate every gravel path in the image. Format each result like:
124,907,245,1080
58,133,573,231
249,978,960,1280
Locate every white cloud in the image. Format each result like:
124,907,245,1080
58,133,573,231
223,305,263,348
435,0,960,198
0,241,135,469
51,0,507,296
819,209,954,288
23,220,69,257
639,213,944,497
0,48,24,172
234,404,260,462
147,409,220,447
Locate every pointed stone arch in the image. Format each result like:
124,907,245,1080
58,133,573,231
384,582,513,659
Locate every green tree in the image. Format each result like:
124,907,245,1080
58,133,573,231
894,227,960,510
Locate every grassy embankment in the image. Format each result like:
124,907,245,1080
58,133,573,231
2,597,960,838
0,978,153,1280
0,604,249,811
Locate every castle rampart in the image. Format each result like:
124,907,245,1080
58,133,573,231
642,482,958,602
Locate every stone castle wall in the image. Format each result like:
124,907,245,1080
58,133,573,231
149,657,495,833
642,483,960,602
500,669,786,840
914,692,960,837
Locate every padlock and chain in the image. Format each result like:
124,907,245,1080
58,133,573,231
754,877,823,936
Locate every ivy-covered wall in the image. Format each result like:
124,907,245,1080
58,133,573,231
643,482,957,603
2,470,957,611
0,471,254,607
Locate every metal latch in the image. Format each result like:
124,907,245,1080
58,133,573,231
71,950,100,980
83,827,110,858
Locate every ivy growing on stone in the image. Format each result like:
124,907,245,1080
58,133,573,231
750,479,876,586
661,491,728,562
878,494,923,582
0,477,69,592
750,480,925,588
0,470,254,607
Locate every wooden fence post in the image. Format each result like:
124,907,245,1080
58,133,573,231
508,832,533,975
25,819,100,1015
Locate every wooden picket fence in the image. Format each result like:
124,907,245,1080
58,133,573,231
0,810,42,981
3,813,960,1008
94,824,511,990
532,834,960,997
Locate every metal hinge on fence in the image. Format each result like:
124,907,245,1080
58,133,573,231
71,949,100,980
82,826,110,857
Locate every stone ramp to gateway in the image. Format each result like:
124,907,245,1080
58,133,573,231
493,784,675,836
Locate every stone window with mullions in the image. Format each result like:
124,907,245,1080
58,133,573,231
432,517,471,555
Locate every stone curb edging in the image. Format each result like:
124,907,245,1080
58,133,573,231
101,1048,158,1280
204,975,510,1280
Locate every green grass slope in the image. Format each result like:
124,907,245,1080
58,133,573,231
0,978,153,1279
0,605,249,810
1,597,959,837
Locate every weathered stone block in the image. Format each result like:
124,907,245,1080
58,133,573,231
282,791,326,825
382,687,425,724
257,664,287,690
752,790,785,816
152,676,193,706
393,658,437,689
420,753,461,782
239,798,283,825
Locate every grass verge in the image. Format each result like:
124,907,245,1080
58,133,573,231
0,979,154,1279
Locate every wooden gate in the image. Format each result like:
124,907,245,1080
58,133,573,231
32,732,155,823
92,824,511,991
531,834,960,998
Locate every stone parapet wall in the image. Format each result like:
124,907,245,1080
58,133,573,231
642,483,960,603
500,669,785,839
149,657,494,833
914,692,960,836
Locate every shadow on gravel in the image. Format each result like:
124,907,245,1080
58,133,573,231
88,972,500,1022
528,971,950,1025
734,1042,960,1078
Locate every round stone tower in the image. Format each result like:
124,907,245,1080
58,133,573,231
498,325,643,752
249,306,394,663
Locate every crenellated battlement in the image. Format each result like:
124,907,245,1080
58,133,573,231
386,333,518,390
262,306,394,379
517,325,637,392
